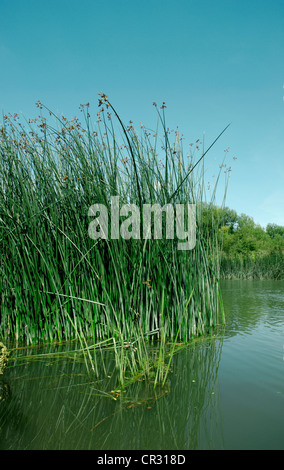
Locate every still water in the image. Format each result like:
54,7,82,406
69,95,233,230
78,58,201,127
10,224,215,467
0,280,283,450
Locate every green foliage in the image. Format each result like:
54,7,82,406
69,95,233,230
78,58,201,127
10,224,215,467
212,210,284,280
0,98,228,349
222,225,272,255
199,204,238,233
199,202,284,279
266,223,284,239
220,252,284,280
236,213,255,230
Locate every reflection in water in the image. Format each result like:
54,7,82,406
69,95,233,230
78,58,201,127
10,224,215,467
1,280,283,449
0,335,224,450
221,280,284,336
148,340,225,450
90,338,225,450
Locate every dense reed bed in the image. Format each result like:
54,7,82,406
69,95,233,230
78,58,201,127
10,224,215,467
220,252,284,280
0,95,229,381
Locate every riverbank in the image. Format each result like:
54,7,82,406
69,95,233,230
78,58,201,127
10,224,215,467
220,252,284,280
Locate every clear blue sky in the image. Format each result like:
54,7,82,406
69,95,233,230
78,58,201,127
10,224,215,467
1,0,283,227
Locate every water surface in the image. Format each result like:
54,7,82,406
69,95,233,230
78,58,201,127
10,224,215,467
0,280,283,450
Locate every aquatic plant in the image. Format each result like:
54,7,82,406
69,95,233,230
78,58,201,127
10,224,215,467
0,342,9,375
0,95,230,383
0,334,223,449
220,252,284,280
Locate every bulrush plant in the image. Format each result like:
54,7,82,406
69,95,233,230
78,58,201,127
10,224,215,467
0,94,230,385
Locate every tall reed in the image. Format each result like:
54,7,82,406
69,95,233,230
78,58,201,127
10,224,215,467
0,96,229,356
220,252,284,280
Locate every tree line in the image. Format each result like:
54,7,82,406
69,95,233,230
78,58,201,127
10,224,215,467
199,204,284,279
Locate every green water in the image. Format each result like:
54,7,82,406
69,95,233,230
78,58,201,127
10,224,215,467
0,280,283,450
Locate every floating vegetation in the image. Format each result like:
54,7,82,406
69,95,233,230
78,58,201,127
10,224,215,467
0,333,223,449
0,343,9,376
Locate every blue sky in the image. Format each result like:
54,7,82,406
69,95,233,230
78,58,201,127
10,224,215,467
1,0,283,227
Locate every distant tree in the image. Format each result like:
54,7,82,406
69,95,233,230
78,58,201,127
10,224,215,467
200,204,283,258
220,225,272,255
218,207,238,232
235,213,255,230
199,204,238,232
266,223,284,239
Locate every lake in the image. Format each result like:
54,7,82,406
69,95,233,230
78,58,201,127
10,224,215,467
0,280,283,450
